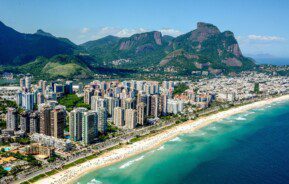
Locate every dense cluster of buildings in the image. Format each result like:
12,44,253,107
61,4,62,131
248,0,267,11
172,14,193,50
68,80,184,145
2,78,74,151
2,72,289,150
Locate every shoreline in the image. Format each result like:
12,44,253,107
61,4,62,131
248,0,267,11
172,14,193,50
34,94,289,184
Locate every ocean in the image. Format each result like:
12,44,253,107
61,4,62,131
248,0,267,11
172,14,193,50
255,58,289,66
75,100,289,184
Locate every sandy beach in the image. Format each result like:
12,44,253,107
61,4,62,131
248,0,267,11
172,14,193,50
34,95,289,184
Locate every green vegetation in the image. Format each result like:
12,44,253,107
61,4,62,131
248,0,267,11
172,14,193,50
2,152,41,167
10,165,23,175
130,135,142,143
0,119,6,129
107,123,118,133
173,83,189,95
15,137,31,145
0,165,8,178
47,154,58,163
58,94,90,111
254,83,260,93
0,98,17,113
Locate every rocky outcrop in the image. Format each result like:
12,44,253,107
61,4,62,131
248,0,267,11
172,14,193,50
154,31,162,45
222,58,242,67
190,22,221,42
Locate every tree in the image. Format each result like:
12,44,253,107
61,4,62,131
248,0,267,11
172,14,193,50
10,165,22,175
0,165,8,178
254,83,260,94
173,84,189,95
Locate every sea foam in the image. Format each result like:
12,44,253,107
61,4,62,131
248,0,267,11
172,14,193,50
235,117,246,121
88,179,103,184
169,137,182,142
119,155,145,169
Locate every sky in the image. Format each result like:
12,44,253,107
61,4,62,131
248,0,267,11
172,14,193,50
0,0,289,57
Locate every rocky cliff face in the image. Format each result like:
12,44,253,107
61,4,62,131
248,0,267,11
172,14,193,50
119,31,163,51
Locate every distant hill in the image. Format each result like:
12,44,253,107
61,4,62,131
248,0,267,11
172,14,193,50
9,55,94,79
0,21,77,65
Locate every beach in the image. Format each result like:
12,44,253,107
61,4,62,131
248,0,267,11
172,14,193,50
34,95,289,184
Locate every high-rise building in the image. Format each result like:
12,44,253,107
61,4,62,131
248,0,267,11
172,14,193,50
167,99,183,114
113,107,125,127
150,94,160,118
122,98,136,109
65,81,73,94
125,109,137,129
91,97,108,112
97,107,107,133
20,78,25,89
22,92,34,110
84,88,94,104
50,105,66,138
137,102,146,125
37,92,44,105
160,94,168,116
25,76,31,91
69,107,87,141
137,92,150,116
106,97,116,117
20,111,30,133
16,91,22,107
6,107,18,130
54,84,64,98
42,81,47,95
30,112,40,133
40,104,52,136
82,111,98,145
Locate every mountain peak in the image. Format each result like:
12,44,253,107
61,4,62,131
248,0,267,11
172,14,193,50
196,22,220,34
35,29,55,37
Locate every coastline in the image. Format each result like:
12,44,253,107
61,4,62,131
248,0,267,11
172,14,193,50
34,94,289,184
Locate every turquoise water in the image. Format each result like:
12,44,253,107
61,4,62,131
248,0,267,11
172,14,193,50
4,147,11,151
76,101,289,184
4,167,11,171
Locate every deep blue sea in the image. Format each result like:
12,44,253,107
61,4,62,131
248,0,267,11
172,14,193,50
255,58,289,66
76,100,289,184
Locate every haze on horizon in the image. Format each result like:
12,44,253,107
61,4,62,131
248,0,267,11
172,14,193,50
1,0,289,58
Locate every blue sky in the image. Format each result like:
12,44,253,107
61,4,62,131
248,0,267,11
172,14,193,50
1,0,289,57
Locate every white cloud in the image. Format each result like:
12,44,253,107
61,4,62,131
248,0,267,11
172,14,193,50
237,34,287,57
248,35,285,41
237,35,285,43
81,27,90,34
115,28,147,37
158,28,182,37
89,27,183,40
90,27,148,39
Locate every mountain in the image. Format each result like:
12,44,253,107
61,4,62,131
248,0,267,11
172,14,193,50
0,21,255,77
81,31,171,68
9,55,94,79
160,22,255,74
0,21,77,65
81,22,255,74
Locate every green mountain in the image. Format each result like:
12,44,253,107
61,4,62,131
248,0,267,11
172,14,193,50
82,22,255,74
81,31,171,68
160,22,255,74
0,21,77,65
0,21,255,77
10,55,94,79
